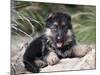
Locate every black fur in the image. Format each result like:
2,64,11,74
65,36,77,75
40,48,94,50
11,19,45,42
23,12,76,73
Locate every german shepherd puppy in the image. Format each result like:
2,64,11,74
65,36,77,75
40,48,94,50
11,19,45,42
23,12,76,73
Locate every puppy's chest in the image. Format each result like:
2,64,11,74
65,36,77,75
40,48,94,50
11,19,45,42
55,47,72,58
47,41,72,58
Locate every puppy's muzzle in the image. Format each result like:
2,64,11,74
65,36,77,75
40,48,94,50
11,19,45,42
56,31,65,48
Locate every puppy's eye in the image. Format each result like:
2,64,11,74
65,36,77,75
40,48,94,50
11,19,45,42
50,26,56,30
64,27,68,31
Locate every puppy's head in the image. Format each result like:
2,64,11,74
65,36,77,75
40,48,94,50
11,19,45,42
45,12,73,48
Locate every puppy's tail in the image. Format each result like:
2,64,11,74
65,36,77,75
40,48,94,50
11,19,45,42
23,60,40,73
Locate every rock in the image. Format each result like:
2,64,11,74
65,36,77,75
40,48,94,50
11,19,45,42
11,36,95,74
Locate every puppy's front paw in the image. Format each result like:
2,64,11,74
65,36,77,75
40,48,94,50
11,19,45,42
46,52,60,65
34,59,47,68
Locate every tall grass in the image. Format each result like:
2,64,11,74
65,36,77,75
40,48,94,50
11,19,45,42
11,1,96,44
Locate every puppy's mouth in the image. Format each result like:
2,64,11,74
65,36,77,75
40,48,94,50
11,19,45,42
56,37,65,48
56,42,63,48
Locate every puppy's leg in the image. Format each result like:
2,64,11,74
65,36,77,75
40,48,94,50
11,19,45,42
44,51,60,65
71,44,91,57
23,60,40,73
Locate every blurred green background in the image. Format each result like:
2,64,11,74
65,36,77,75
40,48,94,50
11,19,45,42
11,1,96,44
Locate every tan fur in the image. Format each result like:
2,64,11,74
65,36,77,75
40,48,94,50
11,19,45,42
48,13,53,19
72,44,91,57
46,52,60,65
62,21,65,25
67,29,73,36
45,28,52,37
64,29,73,45
53,22,58,25
34,59,47,68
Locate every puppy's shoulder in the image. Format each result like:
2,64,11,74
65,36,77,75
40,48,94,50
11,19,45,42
29,35,45,45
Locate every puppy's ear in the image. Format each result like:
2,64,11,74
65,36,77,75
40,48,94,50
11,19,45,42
45,13,53,22
45,13,55,27
66,14,71,22
65,13,72,29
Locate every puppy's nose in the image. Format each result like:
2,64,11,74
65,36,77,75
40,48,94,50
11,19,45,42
57,36,63,41
57,30,63,41
57,36,61,40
